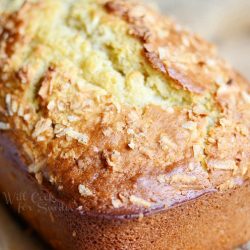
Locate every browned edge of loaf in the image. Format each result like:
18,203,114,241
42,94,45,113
0,0,250,216
1,0,250,249
1,133,250,250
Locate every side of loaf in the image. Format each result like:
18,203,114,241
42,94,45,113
1,135,250,249
0,0,250,249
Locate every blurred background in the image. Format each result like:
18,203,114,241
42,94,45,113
0,0,249,249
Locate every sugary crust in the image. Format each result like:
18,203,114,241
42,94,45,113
105,0,250,93
1,137,250,249
0,0,250,217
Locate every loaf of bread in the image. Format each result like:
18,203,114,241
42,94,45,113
1,0,250,249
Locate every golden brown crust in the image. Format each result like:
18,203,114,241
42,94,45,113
0,0,250,217
105,0,250,94
1,138,250,249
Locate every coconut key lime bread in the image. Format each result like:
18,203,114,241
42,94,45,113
0,0,250,249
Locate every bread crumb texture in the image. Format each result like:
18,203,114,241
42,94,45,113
0,0,250,214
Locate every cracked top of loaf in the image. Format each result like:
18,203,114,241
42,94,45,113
0,0,250,216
